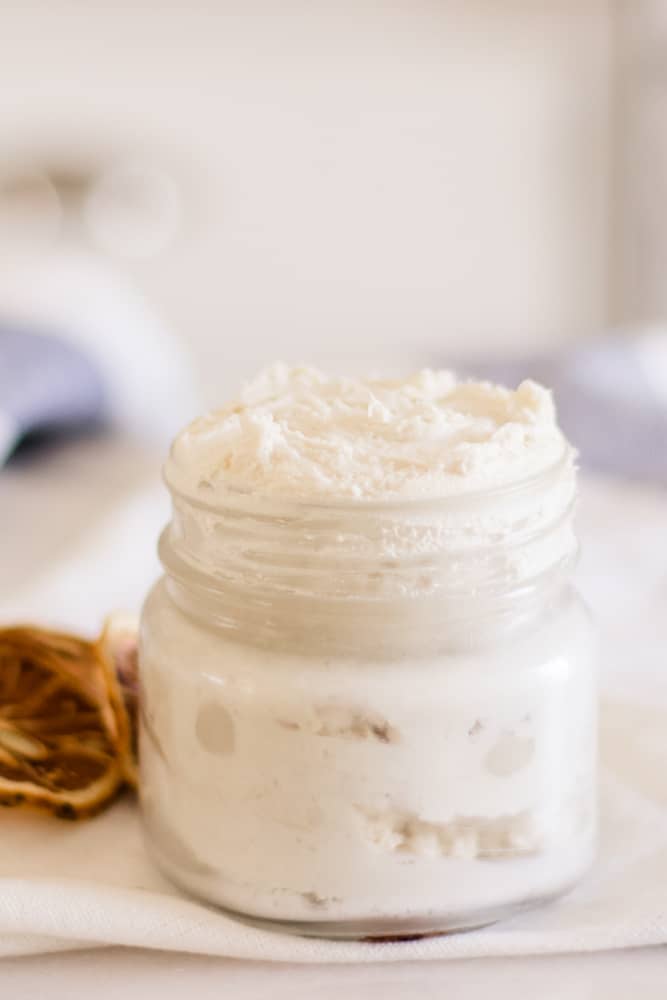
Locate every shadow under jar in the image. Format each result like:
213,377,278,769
139,448,597,939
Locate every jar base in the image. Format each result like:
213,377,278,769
146,834,587,942
213,897,548,941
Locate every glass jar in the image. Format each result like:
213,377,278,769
139,449,597,939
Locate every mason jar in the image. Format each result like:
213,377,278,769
139,446,597,939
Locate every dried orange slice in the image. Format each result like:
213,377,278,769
0,625,131,819
97,613,139,789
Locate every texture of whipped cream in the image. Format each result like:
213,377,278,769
167,364,567,501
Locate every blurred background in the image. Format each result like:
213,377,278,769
0,1,616,401
1,0,667,625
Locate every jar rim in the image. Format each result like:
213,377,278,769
163,443,574,518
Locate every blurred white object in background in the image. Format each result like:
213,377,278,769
0,246,198,448
83,158,183,262
0,149,198,451
0,169,63,246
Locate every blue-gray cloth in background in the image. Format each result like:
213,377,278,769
0,328,106,463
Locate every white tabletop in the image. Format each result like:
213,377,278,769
2,434,667,997
4,946,667,999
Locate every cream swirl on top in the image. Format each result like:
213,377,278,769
168,364,567,501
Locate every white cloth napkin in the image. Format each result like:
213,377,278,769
1,472,666,963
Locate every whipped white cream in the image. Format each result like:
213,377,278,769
167,364,567,501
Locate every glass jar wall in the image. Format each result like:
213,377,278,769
139,457,597,938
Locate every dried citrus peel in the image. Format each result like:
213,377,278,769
98,613,139,789
0,617,138,820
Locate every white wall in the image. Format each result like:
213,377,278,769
0,1,613,400
612,0,667,327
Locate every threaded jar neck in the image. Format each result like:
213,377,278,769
158,448,578,656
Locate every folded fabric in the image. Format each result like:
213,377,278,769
1,473,666,962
